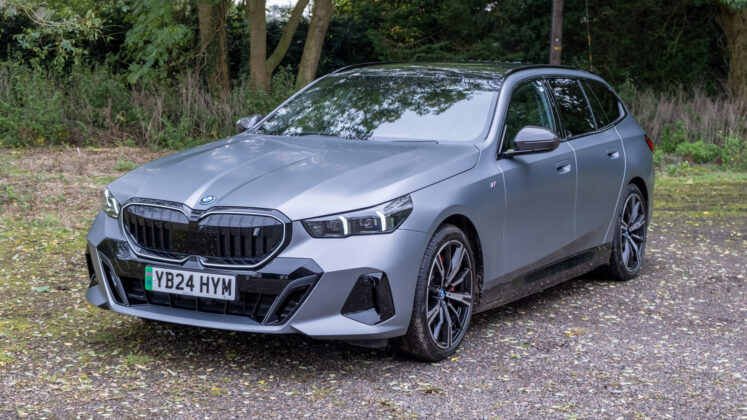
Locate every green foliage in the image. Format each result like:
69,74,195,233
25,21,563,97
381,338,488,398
1,2,104,73
0,0,742,173
0,62,67,146
122,0,195,84
652,148,664,166
721,134,747,170
666,161,694,176
114,159,137,171
720,0,747,9
0,61,294,149
660,120,690,153
341,0,727,92
675,140,723,163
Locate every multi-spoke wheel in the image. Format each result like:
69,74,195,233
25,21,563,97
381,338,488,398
393,225,476,361
603,184,648,281
426,240,473,349
620,193,646,272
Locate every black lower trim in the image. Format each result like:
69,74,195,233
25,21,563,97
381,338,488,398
478,244,611,312
96,238,322,325
341,273,395,325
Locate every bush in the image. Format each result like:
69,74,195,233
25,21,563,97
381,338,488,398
652,148,664,166
0,63,68,146
0,61,296,149
675,140,723,164
626,87,746,152
721,134,747,171
659,120,689,153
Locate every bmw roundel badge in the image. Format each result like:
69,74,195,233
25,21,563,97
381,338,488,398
199,194,216,205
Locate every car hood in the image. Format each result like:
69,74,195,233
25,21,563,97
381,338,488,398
110,134,480,220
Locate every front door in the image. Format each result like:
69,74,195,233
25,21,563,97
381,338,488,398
495,79,577,280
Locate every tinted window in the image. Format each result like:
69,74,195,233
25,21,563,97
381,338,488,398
584,80,624,126
581,81,611,127
503,80,555,151
256,74,500,142
548,78,596,137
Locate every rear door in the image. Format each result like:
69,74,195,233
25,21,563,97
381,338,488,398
547,78,626,252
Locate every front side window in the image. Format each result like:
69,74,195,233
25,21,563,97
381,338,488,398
255,74,500,142
502,80,555,151
548,78,596,137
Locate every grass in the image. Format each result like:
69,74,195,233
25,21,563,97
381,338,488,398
654,171,747,219
114,159,138,172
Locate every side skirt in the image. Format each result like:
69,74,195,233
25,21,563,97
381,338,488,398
477,244,611,313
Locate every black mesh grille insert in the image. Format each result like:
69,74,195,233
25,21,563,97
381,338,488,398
122,205,287,266
119,275,314,324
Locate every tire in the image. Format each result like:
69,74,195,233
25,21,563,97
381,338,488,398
602,183,648,281
393,224,476,362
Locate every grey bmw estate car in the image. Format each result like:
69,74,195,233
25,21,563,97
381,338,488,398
85,62,653,361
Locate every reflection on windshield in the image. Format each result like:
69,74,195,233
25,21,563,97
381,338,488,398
255,73,501,142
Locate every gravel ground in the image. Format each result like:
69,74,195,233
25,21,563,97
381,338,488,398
0,148,745,419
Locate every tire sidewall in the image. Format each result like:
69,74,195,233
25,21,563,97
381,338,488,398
408,225,476,360
610,184,647,280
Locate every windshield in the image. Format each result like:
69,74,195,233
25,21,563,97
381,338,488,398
255,74,501,142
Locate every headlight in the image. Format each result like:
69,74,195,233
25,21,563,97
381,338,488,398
302,195,413,238
100,187,121,218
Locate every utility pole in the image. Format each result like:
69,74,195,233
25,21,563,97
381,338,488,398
550,0,564,65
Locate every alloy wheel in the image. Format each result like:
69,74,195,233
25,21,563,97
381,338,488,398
619,193,646,272
426,239,473,349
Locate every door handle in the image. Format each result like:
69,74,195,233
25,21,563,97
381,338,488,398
606,147,620,159
555,159,571,174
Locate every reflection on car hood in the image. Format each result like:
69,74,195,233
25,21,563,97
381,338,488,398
109,134,480,220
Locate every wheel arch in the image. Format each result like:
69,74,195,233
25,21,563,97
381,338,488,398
438,214,484,308
628,176,649,212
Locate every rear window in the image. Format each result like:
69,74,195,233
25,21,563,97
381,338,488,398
548,78,596,137
583,80,624,127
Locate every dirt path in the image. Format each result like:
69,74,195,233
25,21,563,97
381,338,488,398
1,148,745,418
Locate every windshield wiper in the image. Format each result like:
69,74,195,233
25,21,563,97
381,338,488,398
292,131,337,137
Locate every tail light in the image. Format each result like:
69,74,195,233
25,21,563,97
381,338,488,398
644,135,654,152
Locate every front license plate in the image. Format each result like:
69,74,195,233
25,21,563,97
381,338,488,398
145,266,236,301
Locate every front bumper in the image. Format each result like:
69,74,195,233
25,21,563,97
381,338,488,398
85,211,426,340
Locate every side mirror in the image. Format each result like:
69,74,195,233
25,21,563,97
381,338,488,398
503,126,560,157
236,114,263,132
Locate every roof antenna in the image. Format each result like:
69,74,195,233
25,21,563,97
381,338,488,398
585,0,593,72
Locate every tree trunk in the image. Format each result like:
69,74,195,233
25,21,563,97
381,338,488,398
266,0,309,85
717,4,747,97
248,0,268,92
198,0,230,99
296,0,334,90
549,0,564,65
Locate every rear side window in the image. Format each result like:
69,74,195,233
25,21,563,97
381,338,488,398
583,80,624,126
582,81,611,127
548,78,596,137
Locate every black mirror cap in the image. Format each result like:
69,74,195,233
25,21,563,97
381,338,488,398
236,114,263,132
504,126,561,157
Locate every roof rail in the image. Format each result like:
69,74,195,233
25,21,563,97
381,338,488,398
503,64,591,77
329,62,403,74
327,61,591,78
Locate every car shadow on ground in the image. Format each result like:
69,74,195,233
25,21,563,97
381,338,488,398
89,269,633,373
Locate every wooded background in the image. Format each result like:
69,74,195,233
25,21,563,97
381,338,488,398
0,0,745,169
